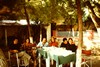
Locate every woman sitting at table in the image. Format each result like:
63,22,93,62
21,39,33,54
49,36,58,47
67,38,77,52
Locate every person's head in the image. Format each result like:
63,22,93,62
51,36,56,42
68,38,73,44
26,39,30,43
63,38,67,44
13,38,18,44
42,38,47,43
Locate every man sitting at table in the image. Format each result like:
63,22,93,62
36,38,49,67
37,38,48,48
60,38,69,49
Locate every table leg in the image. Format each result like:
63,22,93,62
59,64,62,67
38,53,41,67
46,55,50,67
56,62,59,67
70,62,73,67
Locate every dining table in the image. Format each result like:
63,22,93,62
37,47,76,67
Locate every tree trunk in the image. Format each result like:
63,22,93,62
76,0,83,67
24,6,33,43
86,1,100,37
40,24,42,42
86,1,100,28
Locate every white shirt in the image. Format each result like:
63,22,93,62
37,42,48,47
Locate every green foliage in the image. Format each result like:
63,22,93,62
1,0,100,27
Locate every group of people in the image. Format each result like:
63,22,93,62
8,36,77,67
60,37,77,52
8,38,36,67
37,37,77,52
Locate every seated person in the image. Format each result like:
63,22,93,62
21,39,34,54
37,38,48,48
21,38,37,67
8,38,31,66
60,38,69,49
67,38,77,52
49,36,58,47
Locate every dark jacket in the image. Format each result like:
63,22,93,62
68,43,77,52
9,43,21,51
60,42,69,50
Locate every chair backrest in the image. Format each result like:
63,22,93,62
82,50,91,56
